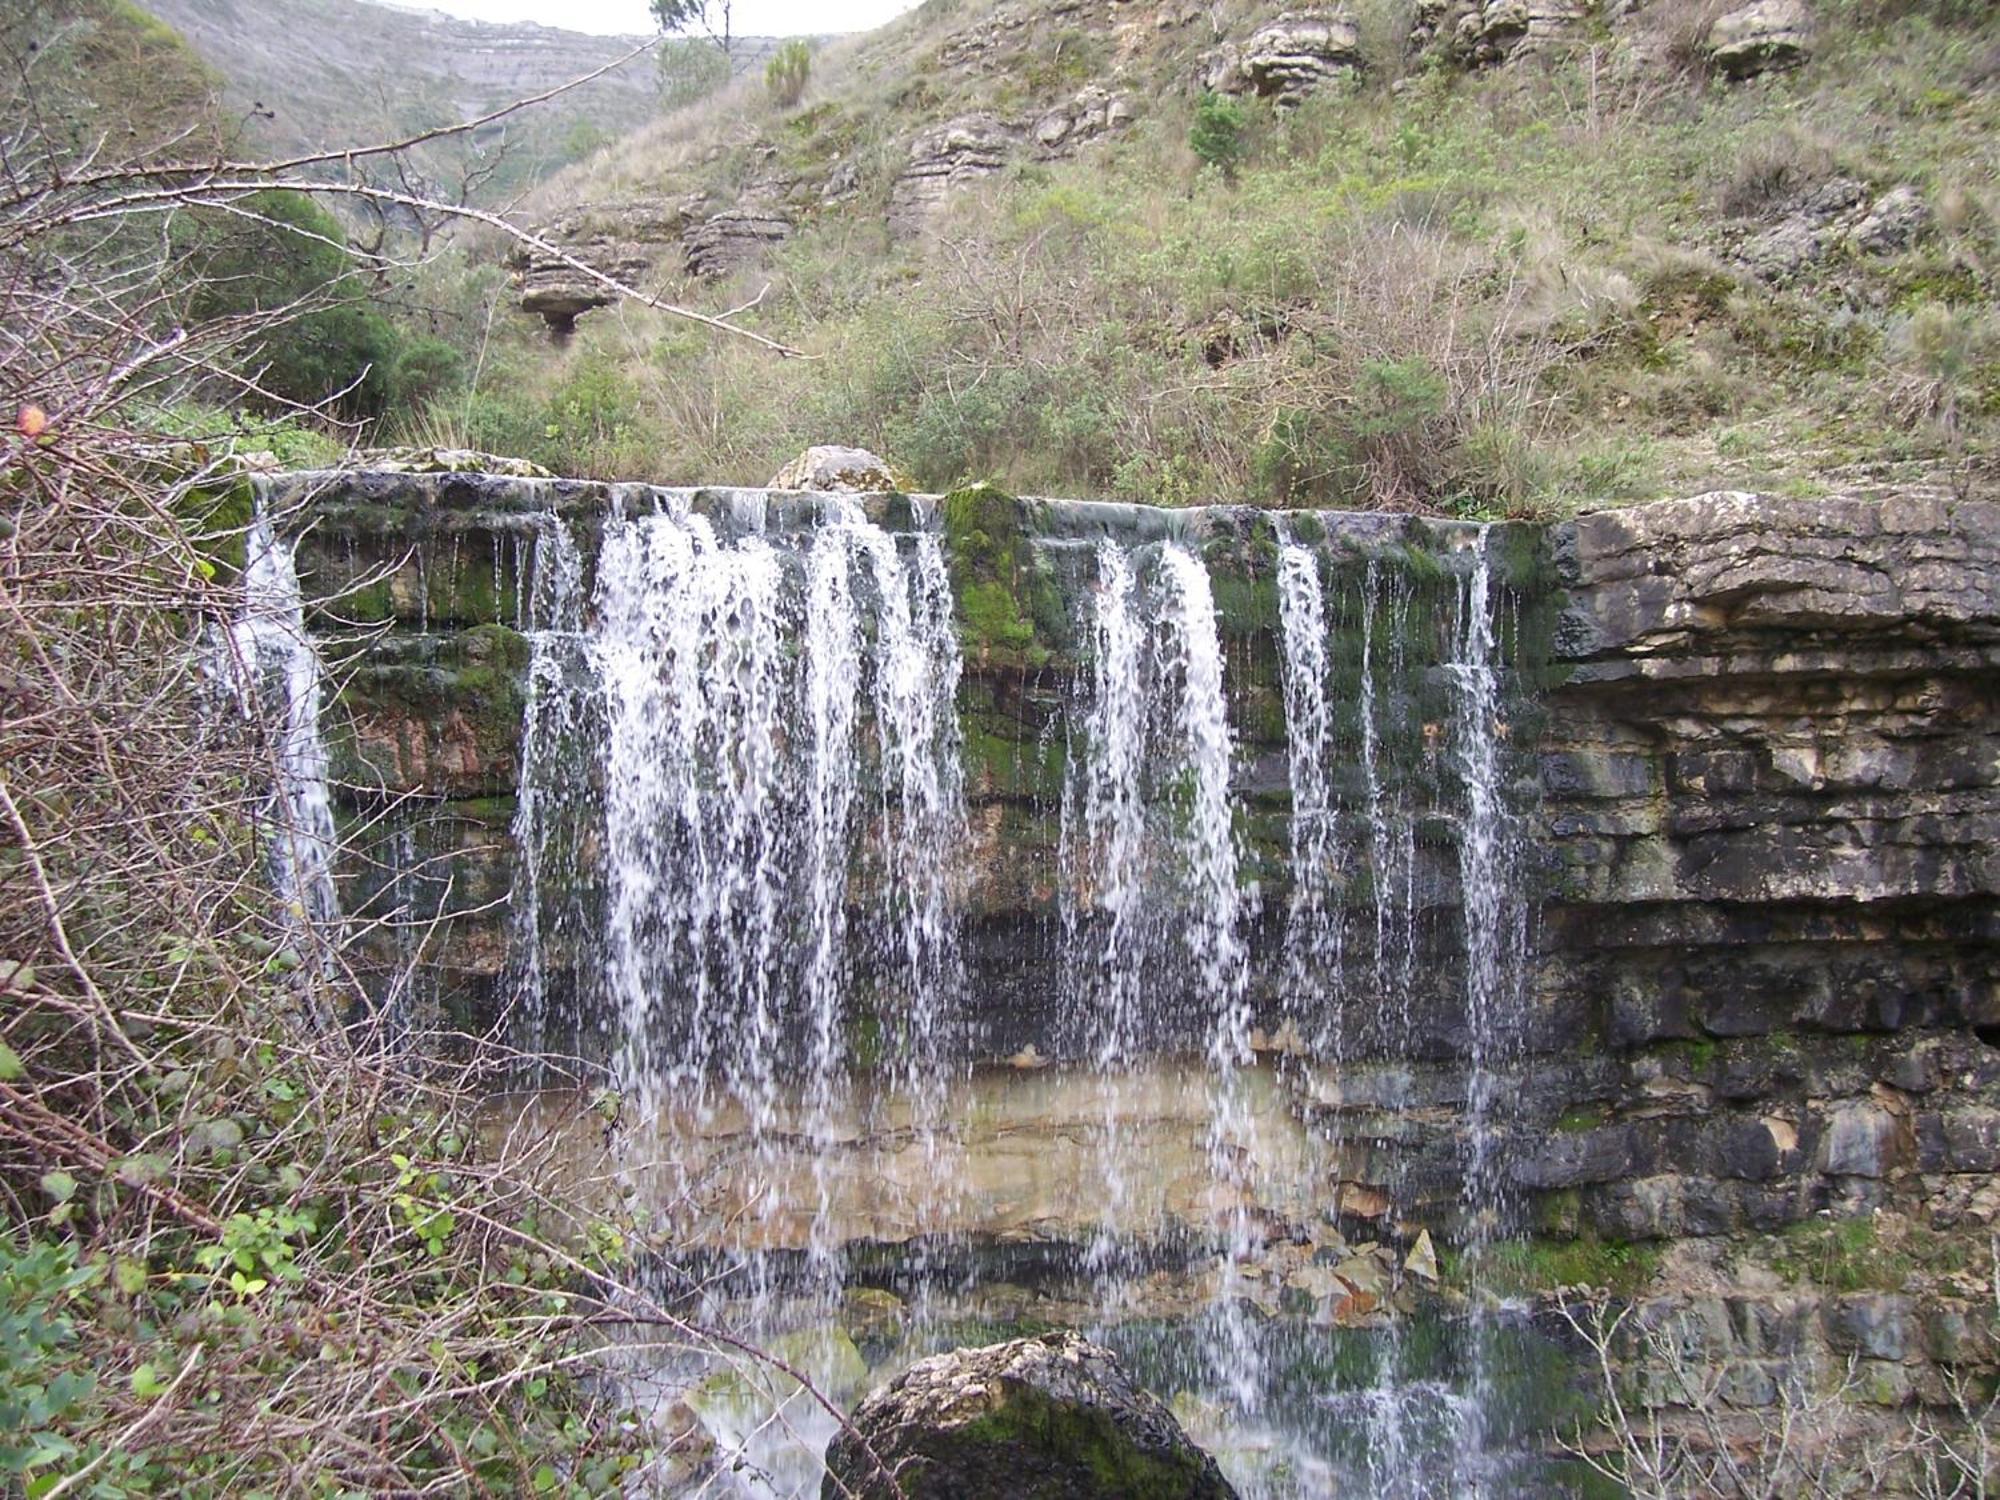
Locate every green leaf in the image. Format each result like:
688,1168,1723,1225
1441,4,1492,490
0,1043,22,1081
532,1466,559,1494
114,1259,148,1296
131,1362,167,1399
39,1170,76,1204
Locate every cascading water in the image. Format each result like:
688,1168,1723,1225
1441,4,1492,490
505,514,588,1073
1275,526,1339,1045
1447,525,1526,1495
228,511,341,941
493,490,1540,1498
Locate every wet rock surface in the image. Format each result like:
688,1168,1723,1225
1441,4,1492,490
821,1331,1238,1500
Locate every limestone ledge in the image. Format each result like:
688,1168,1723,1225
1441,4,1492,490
294,477,1998,1271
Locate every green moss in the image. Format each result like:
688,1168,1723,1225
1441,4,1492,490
1483,1235,1662,1296
1555,1104,1609,1133
942,483,1061,668
944,1379,1225,1499
176,478,255,576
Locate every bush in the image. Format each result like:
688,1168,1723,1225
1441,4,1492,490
177,189,405,419
1190,91,1249,177
657,36,728,109
766,39,811,108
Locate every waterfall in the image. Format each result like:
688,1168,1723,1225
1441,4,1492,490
1448,526,1523,1494
505,514,587,1073
1061,540,1148,1067
1454,525,1513,1246
228,511,340,939
1275,526,1339,1042
510,492,967,1281
490,491,1539,1498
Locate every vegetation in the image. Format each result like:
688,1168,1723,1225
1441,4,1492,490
767,39,812,108
0,6,843,1494
400,0,1999,517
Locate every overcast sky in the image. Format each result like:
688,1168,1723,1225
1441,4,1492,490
407,0,914,37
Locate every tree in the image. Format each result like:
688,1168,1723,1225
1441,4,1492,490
1189,90,1248,178
766,39,811,108
652,0,734,61
657,35,730,109
176,189,406,418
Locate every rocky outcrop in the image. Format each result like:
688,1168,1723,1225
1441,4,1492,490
1032,85,1136,154
1200,11,1363,104
280,473,1999,1263
1409,0,1591,68
769,445,900,491
890,114,1022,230
822,1332,1238,1500
683,203,795,279
1707,0,1813,78
1737,178,1928,281
511,200,684,337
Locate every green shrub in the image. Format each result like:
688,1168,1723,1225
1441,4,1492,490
657,36,728,109
177,189,404,419
766,39,811,108
1190,91,1249,177
0,1237,102,1488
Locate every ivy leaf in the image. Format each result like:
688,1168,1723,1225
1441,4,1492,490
0,1042,23,1080
532,1466,559,1494
131,1363,167,1399
39,1170,76,1204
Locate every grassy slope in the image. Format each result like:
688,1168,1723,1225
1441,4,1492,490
418,0,2000,516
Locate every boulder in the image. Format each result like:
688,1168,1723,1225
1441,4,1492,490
1202,11,1362,105
769,445,899,492
1410,0,1590,68
1707,0,1812,78
821,1331,1238,1500
890,114,1022,230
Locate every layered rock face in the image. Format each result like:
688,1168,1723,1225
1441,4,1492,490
280,472,1996,1291
1531,494,1999,1243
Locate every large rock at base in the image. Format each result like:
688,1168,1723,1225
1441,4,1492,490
821,1332,1239,1500
769,445,899,492
1707,0,1812,78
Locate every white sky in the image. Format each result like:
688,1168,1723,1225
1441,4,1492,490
407,0,913,37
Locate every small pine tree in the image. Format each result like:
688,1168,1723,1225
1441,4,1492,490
766,39,810,108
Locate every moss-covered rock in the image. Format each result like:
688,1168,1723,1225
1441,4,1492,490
822,1332,1236,1500
943,483,1067,670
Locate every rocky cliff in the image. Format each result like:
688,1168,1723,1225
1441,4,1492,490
272,470,1998,1448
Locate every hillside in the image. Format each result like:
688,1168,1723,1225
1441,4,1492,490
421,0,2000,516
145,0,791,200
